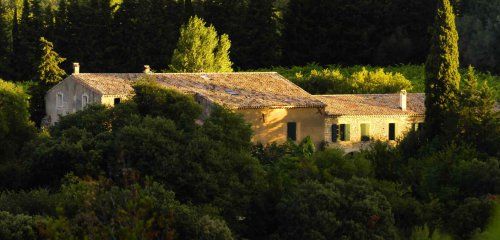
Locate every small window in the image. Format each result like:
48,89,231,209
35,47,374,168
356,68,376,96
417,123,424,131
411,123,417,131
287,122,297,141
340,124,350,141
82,94,89,109
225,89,239,96
332,124,339,142
56,92,64,108
389,123,396,141
114,98,121,105
360,123,370,142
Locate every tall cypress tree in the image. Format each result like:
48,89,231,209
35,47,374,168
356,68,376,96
11,8,20,80
0,2,11,79
12,0,43,81
201,0,247,68
424,0,460,138
11,0,34,81
239,0,279,69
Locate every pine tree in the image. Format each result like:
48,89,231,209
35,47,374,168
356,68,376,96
37,37,66,85
170,16,233,72
424,0,461,138
29,37,66,126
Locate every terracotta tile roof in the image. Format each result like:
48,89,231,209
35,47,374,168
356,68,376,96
318,93,425,116
70,72,325,109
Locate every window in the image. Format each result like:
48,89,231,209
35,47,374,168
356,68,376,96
287,122,297,141
389,123,396,141
114,98,121,105
412,123,424,131
82,94,89,109
340,124,350,141
332,124,339,142
56,92,63,108
360,123,370,142
333,124,350,142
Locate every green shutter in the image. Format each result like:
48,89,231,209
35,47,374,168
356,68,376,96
332,124,339,142
287,122,297,141
344,124,350,141
361,124,370,142
389,123,396,140
339,124,345,141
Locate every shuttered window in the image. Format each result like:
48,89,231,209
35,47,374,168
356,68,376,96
332,124,339,142
361,123,370,142
389,123,396,141
56,93,63,108
340,124,350,141
287,122,297,141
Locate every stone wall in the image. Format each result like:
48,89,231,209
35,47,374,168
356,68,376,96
45,78,102,124
324,115,424,152
238,107,326,147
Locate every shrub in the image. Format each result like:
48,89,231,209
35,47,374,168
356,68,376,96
295,67,412,94
274,179,398,239
0,189,59,216
0,79,36,160
0,211,38,240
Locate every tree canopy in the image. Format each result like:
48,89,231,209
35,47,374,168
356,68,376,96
170,16,233,73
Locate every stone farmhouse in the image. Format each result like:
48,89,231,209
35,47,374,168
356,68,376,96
45,63,425,152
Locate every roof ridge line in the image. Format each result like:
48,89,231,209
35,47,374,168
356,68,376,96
316,93,425,97
77,72,280,75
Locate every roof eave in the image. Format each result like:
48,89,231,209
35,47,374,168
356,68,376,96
237,104,326,110
326,113,425,117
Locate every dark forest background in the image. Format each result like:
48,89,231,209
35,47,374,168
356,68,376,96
0,0,498,82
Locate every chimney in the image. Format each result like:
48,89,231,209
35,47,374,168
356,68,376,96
400,90,407,111
144,65,151,74
73,62,80,75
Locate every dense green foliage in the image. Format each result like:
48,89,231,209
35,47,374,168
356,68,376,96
0,0,498,81
292,67,412,94
29,37,66,126
269,64,500,99
0,80,36,189
0,80,35,160
170,16,233,72
425,0,461,138
0,1,498,239
458,0,500,74
0,77,498,239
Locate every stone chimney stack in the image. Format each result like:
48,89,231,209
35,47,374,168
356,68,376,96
144,65,151,74
73,63,80,75
400,90,407,111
